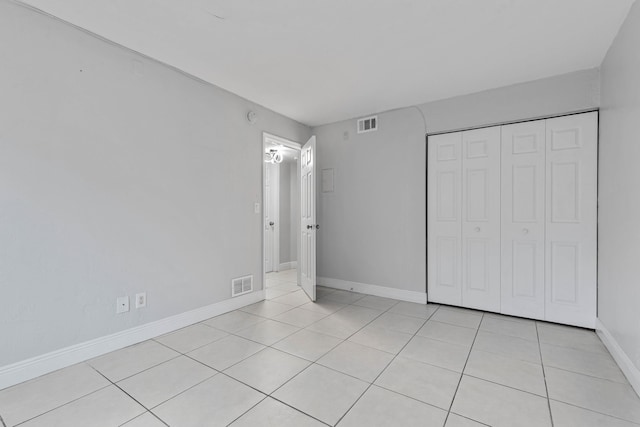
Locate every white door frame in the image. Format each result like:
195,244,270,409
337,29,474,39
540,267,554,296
262,132,302,293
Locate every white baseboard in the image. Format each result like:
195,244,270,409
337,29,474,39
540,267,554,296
0,291,264,391
596,318,640,397
278,261,297,271
317,277,427,304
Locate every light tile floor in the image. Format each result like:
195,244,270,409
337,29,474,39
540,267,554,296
1,269,640,426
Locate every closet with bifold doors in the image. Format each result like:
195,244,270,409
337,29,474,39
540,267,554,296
427,111,598,328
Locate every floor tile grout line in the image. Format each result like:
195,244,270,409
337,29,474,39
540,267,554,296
245,298,411,425
429,318,484,331
90,366,171,426
263,299,396,402
206,291,347,426
442,311,485,427
447,412,492,427
460,373,549,399
547,398,640,425
269,331,344,363
103,351,183,384
138,372,217,412
332,305,440,426
372,382,460,414
239,302,299,321
223,396,271,427
264,395,333,427
535,321,554,427
119,297,437,426
212,365,334,427
152,328,232,355
125,298,635,427
542,364,631,385
410,333,477,351
11,380,113,427
118,411,168,427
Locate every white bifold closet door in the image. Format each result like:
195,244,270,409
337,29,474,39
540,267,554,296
544,113,598,327
427,132,462,306
427,128,501,311
501,120,546,319
461,127,501,312
428,111,598,328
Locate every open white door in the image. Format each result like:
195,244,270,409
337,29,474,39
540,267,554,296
300,136,317,301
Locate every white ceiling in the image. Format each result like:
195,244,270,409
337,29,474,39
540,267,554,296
19,0,635,126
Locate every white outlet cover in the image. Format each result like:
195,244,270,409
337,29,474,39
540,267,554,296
135,292,147,309
116,296,130,314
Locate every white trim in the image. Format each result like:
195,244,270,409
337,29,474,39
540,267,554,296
0,291,264,390
318,277,427,304
263,132,302,151
279,261,297,271
596,319,640,397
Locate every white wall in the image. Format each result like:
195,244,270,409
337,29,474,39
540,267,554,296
598,1,640,374
0,1,310,367
313,68,600,294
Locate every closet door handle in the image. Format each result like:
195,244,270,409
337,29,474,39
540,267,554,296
523,228,529,235
474,227,481,232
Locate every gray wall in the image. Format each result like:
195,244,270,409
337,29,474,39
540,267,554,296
313,68,600,293
278,158,298,265
598,1,640,372
0,1,310,366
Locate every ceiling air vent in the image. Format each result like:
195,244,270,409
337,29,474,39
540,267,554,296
231,275,253,297
357,115,378,134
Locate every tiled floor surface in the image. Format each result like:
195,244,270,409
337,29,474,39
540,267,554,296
1,269,640,426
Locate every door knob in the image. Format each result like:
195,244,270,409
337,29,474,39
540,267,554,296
269,221,275,226
475,227,481,232
307,225,313,229
315,224,320,230
523,228,529,234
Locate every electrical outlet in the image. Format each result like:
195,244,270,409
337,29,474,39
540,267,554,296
116,296,129,314
135,292,147,309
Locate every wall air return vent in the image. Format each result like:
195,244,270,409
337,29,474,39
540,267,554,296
231,275,253,297
357,116,378,134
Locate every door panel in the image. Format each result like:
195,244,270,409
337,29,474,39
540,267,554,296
501,121,546,319
545,112,597,328
300,136,316,301
461,127,501,312
428,132,462,305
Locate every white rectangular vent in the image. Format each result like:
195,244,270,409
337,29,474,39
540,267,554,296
231,275,253,297
357,116,378,134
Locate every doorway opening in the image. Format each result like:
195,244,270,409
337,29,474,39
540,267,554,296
262,133,302,299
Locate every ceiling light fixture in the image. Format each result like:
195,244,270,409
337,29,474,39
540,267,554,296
264,148,283,164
